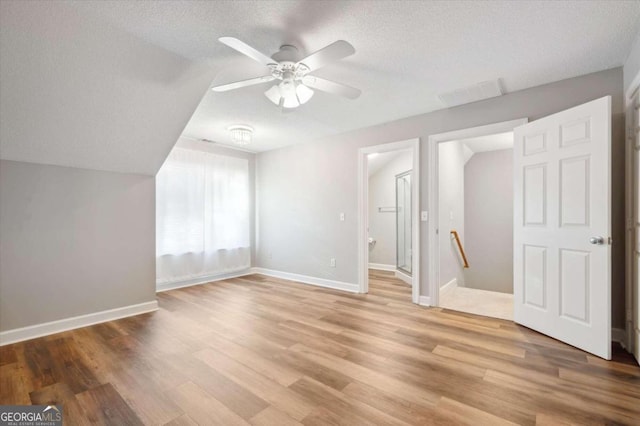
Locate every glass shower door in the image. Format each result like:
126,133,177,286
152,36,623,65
396,171,412,275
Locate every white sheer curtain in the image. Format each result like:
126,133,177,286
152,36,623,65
156,148,250,285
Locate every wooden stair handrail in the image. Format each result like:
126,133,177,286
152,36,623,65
450,230,469,268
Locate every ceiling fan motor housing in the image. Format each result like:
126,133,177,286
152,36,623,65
268,45,310,82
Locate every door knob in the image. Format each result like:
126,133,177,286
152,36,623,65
589,236,605,245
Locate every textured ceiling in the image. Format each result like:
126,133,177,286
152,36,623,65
1,1,640,174
66,0,640,152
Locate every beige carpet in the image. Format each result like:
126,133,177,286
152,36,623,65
440,286,513,320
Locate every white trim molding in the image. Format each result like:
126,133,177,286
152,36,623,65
251,267,359,293
358,138,420,304
395,269,412,285
440,278,458,298
427,118,528,308
0,301,158,346
612,327,628,348
418,296,431,307
156,269,253,292
368,263,396,271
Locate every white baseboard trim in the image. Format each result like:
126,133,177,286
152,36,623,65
251,267,359,293
368,263,396,271
612,327,627,347
0,301,158,346
395,269,412,285
440,278,457,297
156,269,253,292
418,296,431,307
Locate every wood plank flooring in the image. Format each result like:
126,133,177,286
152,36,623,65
1,269,639,425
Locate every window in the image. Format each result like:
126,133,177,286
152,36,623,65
156,148,250,285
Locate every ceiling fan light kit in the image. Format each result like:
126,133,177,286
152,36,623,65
212,37,361,110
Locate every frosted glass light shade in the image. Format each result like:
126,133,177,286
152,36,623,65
296,84,314,104
264,81,315,108
264,85,281,106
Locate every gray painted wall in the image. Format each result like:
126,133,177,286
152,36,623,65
255,67,626,328
438,141,465,288
0,160,156,331
463,149,514,294
624,29,640,94
368,151,413,266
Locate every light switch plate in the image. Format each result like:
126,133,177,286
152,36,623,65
339,213,345,221
421,211,428,221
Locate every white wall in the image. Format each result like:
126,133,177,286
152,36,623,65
255,68,626,328
0,160,156,331
464,149,514,294
438,141,465,287
368,151,413,266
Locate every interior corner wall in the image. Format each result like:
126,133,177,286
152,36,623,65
255,67,626,328
368,151,413,266
0,160,156,332
624,29,640,95
463,149,514,294
437,141,465,288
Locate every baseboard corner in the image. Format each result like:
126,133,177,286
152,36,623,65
418,296,431,307
612,327,627,347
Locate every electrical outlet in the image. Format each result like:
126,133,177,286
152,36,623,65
268,252,273,260
339,212,345,221
421,211,428,221
330,258,336,267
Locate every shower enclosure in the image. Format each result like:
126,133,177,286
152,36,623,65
396,170,412,275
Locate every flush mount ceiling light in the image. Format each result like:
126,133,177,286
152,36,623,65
228,125,253,145
212,37,361,109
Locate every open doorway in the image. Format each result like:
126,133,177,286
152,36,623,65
437,132,514,320
428,119,528,318
367,150,413,300
358,139,420,304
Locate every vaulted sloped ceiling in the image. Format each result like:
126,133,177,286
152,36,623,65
0,1,217,175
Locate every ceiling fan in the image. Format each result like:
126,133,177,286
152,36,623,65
212,37,361,109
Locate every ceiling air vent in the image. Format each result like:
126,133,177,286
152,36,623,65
438,79,502,108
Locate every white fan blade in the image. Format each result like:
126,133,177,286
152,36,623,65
219,37,276,67
212,75,276,92
302,76,361,99
297,40,355,72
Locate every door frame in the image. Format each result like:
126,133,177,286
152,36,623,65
625,82,640,358
427,118,528,307
358,138,420,304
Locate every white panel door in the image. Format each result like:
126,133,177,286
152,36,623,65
514,96,611,359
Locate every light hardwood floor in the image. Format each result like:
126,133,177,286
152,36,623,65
1,270,639,425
